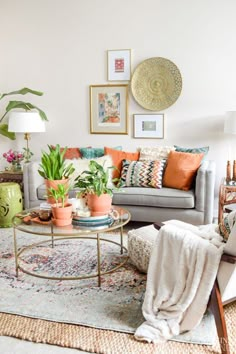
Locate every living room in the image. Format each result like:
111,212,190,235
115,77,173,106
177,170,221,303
0,0,235,353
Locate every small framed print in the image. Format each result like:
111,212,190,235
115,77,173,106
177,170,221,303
133,114,164,139
90,84,128,134
107,49,131,81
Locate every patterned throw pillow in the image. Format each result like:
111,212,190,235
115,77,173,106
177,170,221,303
119,159,166,188
139,146,175,161
218,210,236,242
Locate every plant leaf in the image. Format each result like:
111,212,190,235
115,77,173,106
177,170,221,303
5,101,48,121
0,87,43,100
0,123,16,140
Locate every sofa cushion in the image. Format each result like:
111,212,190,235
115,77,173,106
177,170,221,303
104,147,140,180
119,159,166,188
163,150,204,191
112,187,195,209
139,146,175,161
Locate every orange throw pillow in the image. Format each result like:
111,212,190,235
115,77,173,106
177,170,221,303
163,150,204,191
104,147,140,180
51,145,82,159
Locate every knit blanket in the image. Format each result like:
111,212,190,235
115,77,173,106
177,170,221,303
135,221,224,343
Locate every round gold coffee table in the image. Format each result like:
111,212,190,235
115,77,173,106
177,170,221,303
12,206,131,286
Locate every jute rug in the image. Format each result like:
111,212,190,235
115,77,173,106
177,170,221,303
0,227,235,353
0,303,235,353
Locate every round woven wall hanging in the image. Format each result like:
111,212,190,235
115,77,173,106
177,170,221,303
131,57,182,111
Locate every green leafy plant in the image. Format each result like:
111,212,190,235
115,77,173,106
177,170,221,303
74,160,117,197
48,183,70,208
0,87,48,140
38,144,75,180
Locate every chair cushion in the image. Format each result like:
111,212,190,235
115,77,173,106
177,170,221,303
218,210,236,242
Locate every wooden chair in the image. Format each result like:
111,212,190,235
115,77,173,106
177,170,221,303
154,221,236,354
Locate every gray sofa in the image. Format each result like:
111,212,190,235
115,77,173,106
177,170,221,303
23,160,216,225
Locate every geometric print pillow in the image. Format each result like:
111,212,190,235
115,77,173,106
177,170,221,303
118,159,166,188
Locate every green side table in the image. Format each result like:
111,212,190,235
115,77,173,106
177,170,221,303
0,182,23,227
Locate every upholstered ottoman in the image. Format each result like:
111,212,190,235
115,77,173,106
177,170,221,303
128,224,158,273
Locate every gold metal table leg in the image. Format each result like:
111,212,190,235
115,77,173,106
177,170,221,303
120,226,124,255
13,227,19,277
51,223,54,248
97,233,101,287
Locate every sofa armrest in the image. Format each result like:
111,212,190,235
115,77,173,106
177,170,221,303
195,160,216,224
23,161,44,209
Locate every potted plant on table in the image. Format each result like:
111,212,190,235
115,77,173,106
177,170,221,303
38,144,75,204
73,160,117,216
48,183,73,226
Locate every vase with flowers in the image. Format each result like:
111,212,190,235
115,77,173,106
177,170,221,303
3,149,24,172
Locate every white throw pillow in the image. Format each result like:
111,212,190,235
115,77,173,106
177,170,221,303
65,155,114,188
139,146,175,161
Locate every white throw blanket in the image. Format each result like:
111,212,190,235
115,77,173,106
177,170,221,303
135,221,225,343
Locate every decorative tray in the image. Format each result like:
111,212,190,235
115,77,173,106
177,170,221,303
131,57,182,111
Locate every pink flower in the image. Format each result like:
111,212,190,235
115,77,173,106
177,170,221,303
3,149,24,164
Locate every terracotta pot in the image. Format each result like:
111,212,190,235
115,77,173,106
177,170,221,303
45,179,69,204
52,217,72,227
86,194,112,216
51,203,72,220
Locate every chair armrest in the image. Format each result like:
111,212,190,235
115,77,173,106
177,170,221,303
195,160,216,224
153,222,164,230
221,253,236,264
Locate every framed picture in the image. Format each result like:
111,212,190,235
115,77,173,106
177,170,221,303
90,84,129,134
133,114,164,139
107,49,131,81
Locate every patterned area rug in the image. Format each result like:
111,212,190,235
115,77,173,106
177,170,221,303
0,228,217,349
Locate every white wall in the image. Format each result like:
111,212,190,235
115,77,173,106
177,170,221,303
1,0,236,215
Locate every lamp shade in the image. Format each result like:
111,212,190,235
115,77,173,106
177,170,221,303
224,111,236,134
8,112,46,133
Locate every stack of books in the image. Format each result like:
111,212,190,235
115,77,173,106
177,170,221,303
72,214,114,229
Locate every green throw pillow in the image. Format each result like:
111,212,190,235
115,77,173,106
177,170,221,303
174,145,209,157
80,146,122,159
